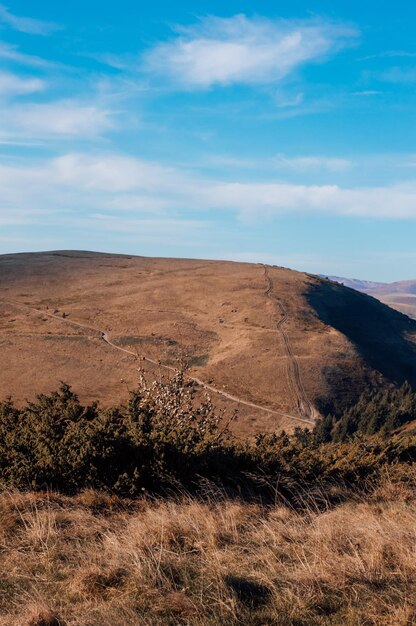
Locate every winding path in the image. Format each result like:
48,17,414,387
263,266,316,421
2,298,314,426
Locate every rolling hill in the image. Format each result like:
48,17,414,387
1,251,415,437
329,276,416,320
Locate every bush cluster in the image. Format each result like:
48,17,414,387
314,382,416,443
1,373,416,499
0,372,237,495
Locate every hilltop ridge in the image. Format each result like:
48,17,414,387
1,251,415,435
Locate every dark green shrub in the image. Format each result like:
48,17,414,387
1,373,416,500
0,372,239,495
331,382,416,442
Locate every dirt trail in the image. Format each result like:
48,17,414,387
3,299,314,426
263,266,317,421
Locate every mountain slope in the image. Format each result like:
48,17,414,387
329,275,416,320
1,251,415,435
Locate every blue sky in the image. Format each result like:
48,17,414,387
1,1,416,280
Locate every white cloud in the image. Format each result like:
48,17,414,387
0,154,190,221
203,180,416,219
51,154,182,191
198,152,352,173
144,15,358,88
0,70,44,96
275,91,304,108
200,154,259,169
0,4,59,35
0,101,116,139
351,90,382,96
275,154,352,172
2,153,416,228
106,195,171,212
88,214,209,237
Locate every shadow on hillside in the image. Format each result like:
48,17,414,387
307,279,416,396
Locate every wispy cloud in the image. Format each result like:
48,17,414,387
0,100,117,140
351,90,382,96
0,42,55,68
380,66,416,84
204,180,416,220
361,50,416,61
275,154,352,172
200,152,352,173
2,153,416,229
275,91,304,108
144,15,358,89
0,70,44,96
199,154,259,170
0,4,60,35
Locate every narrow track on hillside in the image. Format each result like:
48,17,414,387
2,299,314,426
263,266,316,421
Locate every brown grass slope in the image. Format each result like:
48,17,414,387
1,251,415,434
1,485,416,626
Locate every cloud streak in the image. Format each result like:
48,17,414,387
0,70,45,96
274,154,352,172
1,153,416,229
0,101,116,140
144,15,358,88
0,4,60,35
0,42,56,68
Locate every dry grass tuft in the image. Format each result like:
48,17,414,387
25,606,64,626
0,486,416,625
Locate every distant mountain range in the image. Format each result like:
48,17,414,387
327,276,416,320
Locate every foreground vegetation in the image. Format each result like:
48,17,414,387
315,382,416,443
1,373,416,624
1,373,416,501
1,483,416,626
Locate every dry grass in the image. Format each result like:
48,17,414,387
2,251,415,434
0,485,415,625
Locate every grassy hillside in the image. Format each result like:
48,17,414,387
2,485,416,626
1,251,415,435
